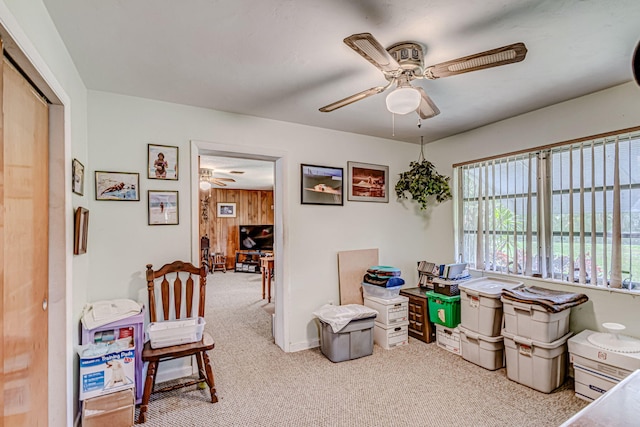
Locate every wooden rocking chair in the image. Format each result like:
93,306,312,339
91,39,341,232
137,261,218,423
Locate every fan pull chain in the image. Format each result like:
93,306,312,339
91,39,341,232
392,113,395,136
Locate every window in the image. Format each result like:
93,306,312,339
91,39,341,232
457,130,640,289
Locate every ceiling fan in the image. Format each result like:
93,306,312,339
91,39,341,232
199,168,236,189
319,33,527,119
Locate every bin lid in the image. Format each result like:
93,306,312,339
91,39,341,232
458,277,523,298
313,304,378,333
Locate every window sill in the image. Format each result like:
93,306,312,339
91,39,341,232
468,268,640,297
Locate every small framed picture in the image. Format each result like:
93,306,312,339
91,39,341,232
148,190,179,225
72,158,85,196
347,161,389,203
149,190,178,225
148,144,178,180
95,171,140,201
301,164,343,206
74,207,89,255
217,202,236,218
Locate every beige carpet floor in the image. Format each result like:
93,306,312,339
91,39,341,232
135,272,588,426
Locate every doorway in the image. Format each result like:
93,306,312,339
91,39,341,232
190,140,288,351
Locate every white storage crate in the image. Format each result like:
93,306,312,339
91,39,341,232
364,295,408,326
502,329,572,393
501,297,570,343
373,321,409,349
147,317,205,349
361,283,402,299
435,324,461,355
459,326,504,370
458,277,522,337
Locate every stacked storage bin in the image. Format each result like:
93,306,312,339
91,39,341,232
500,286,582,393
361,266,409,349
364,295,409,349
457,277,522,370
426,279,463,355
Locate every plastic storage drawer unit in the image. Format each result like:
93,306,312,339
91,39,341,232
364,295,408,326
426,291,461,328
319,316,375,362
502,330,572,393
458,277,522,337
459,326,504,370
501,298,570,342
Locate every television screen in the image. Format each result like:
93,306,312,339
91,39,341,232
239,225,274,251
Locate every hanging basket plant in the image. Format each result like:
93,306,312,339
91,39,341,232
395,138,452,210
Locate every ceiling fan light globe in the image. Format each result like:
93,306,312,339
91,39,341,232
199,181,212,191
386,87,421,115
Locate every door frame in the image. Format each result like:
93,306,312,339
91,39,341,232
191,140,290,351
0,5,73,426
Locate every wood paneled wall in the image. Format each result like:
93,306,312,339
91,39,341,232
199,188,274,269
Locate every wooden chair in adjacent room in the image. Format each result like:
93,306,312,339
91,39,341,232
137,261,218,423
211,252,227,273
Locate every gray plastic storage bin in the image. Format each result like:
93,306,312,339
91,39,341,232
319,316,375,362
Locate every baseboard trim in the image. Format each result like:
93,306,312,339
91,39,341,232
289,338,319,352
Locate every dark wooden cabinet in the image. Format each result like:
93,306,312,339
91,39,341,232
400,287,435,343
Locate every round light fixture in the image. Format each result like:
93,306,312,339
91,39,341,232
199,180,212,191
386,87,421,115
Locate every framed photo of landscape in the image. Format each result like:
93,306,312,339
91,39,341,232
347,161,389,203
300,163,343,206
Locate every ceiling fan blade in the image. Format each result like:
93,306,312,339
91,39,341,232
214,177,236,182
319,82,391,112
343,33,400,73
415,87,440,119
211,179,228,187
424,42,527,79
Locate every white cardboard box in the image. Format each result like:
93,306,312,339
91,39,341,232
373,321,409,349
364,295,408,327
79,347,136,400
436,324,461,355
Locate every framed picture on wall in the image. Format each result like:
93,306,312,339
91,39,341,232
347,161,389,203
74,207,89,255
95,171,140,201
72,158,85,196
148,143,178,180
217,202,236,218
148,190,179,225
300,163,343,205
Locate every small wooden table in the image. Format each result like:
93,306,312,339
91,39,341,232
260,256,274,302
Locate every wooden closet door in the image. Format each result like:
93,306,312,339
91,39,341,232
1,56,49,426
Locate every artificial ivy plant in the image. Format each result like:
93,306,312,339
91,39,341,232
395,137,452,210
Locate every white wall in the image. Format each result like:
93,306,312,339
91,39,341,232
425,82,640,337
1,1,89,425
87,90,440,352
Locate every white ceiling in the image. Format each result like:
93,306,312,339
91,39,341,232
199,156,273,191
41,0,640,145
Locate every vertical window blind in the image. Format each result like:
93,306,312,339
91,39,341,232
457,130,640,289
